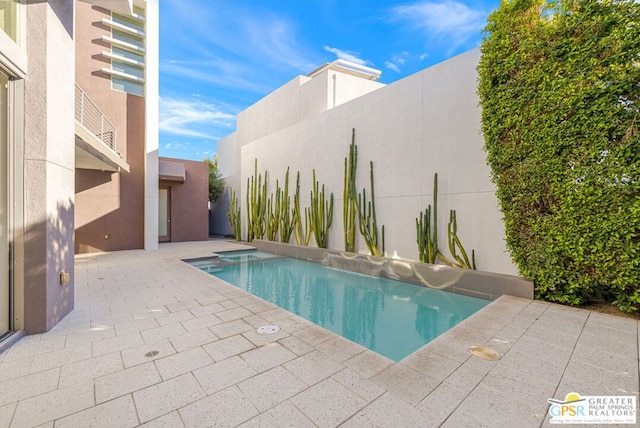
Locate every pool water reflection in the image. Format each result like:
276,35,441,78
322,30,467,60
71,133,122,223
189,252,489,361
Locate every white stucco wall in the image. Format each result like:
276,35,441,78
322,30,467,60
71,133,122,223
236,76,311,145
219,48,517,275
144,0,160,250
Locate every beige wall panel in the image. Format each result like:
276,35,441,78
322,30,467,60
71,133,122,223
222,49,519,276
23,1,75,333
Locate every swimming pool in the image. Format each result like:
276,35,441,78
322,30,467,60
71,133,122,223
188,250,489,361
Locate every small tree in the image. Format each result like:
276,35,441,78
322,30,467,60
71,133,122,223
203,155,225,203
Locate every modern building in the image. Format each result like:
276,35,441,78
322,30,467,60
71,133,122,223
75,0,159,254
158,157,209,243
0,0,159,348
216,50,519,276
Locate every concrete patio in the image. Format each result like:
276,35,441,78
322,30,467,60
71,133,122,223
0,241,637,427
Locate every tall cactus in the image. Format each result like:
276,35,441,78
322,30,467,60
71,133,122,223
344,128,385,256
227,186,241,240
266,180,281,241
447,210,476,269
357,161,385,256
343,129,358,252
246,159,267,241
416,173,439,263
293,171,311,246
246,178,252,241
309,169,334,248
279,167,295,243
416,173,476,269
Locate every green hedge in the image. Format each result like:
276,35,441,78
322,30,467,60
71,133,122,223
478,0,640,311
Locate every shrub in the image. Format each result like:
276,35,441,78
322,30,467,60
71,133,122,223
478,0,640,311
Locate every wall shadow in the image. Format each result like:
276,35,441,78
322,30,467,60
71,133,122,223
23,198,74,333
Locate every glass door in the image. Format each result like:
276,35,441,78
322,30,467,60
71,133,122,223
158,187,170,242
0,71,10,335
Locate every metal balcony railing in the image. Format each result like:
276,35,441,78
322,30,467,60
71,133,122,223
75,83,118,152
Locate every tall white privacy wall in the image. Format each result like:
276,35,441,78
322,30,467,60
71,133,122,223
216,48,518,276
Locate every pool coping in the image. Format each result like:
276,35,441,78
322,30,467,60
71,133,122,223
192,246,493,362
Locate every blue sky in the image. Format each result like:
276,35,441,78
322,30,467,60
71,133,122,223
159,0,500,161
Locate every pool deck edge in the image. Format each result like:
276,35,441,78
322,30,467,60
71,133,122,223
1,241,635,427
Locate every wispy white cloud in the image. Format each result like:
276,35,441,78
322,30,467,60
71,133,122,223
163,140,217,161
323,46,370,66
392,1,487,51
161,1,321,93
159,97,235,139
244,17,318,72
164,141,191,150
399,54,408,65
385,61,401,72
199,149,215,158
385,52,410,73
162,60,271,94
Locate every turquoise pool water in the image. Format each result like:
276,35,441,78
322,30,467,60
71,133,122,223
189,251,489,361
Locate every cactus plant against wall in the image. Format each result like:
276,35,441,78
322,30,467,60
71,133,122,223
227,187,241,240
266,180,281,241
447,210,476,269
357,161,385,256
246,159,267,242
416,173,476,269
309,169,334,248
343,129,358,252
279,167,295,243
343,128,385,256
416,173,439,263
246,175,254,241
293,171,311,246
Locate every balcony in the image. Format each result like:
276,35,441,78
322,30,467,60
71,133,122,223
78,0,134,15
75,83,129,172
